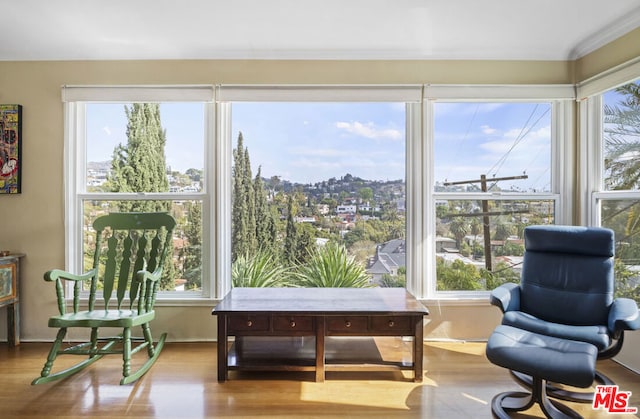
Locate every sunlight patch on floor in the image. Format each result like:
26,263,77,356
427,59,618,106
299,379,437,410
427,341,486,356
461,392,489,405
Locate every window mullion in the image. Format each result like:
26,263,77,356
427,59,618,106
552,100,573,225
423,98,436,299
215,102,232,299
65,102,85,275
406,102,424,299
585,95,604,226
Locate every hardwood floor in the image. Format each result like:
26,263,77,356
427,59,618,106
1,339,638,418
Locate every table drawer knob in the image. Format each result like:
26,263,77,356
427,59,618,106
290,320,296,328
246,320,253,327
388,320,395,327
345,320,351,328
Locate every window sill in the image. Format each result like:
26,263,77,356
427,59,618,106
421,295,492,307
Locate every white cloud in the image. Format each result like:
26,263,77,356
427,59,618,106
481,125,551,153
103,126,112,136
481,125,498,135
504,125,551,140
335,121,402,140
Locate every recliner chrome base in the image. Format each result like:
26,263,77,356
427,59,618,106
511,370,614,403
492,377,582,419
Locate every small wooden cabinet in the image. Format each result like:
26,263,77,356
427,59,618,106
0,253,24,346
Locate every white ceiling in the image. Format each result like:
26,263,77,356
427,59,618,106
2,0,640,61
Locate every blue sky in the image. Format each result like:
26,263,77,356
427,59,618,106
86,101,553,191
86,103,205,173
232,102,406,184
434,102,551,192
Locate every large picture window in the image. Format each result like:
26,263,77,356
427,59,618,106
215,85,423,297
229,102,407,289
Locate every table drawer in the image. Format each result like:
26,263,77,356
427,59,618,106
370,316,412,333
273,315,315,332
228,315,270,332
327,316,368,333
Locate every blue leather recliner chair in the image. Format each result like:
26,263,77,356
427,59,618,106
487,225,640,417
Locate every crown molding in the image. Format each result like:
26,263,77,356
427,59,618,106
569,6,640,60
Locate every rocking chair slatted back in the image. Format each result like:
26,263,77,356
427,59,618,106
89,212,176,312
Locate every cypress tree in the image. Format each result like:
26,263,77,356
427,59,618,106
232,132,281,266
284,194,297,266
243,147,257,255
254,167,274,252
295,225,314,265
106,103,174,290
232,132,249,262
184,201,202,290
108,103,170,213
268,205,278,246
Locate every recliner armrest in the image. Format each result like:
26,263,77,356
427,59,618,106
608,298,640,333
490,282,520,313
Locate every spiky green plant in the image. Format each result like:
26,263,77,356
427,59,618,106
231,248,290,287
293,243,370,288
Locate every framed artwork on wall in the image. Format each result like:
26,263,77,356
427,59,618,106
0,104,22,194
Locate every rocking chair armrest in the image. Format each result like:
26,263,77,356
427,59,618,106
134,268,164,312
134,267,163,284
44,268,96,283
608,298,640,333
44,269,97,315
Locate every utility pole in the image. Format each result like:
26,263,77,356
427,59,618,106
443,174,528,271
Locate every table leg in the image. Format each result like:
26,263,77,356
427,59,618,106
7,302,19,346
217,315,228,382
315,316,325,382
413,316,424,382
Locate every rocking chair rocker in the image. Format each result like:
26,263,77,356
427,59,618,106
32,212,175,385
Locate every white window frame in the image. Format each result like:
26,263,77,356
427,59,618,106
62,85,216,304
423,85,575,302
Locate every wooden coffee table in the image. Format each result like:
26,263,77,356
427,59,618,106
212,287,428,382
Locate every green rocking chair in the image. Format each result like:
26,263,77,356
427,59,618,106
32,212,176,385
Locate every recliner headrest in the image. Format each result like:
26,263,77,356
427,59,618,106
524,225,614,257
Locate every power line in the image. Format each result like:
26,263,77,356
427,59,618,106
487,104,539,176
488,106,550,178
